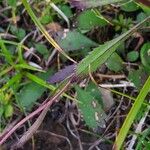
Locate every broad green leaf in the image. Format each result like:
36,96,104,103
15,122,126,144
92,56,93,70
128,67,148,90
77,9,108,31
85,82,104,107
40,15,52,25
106,52,123,72
17,70,52,110
77,16,150,76
25,72,77,102
127,51,139,62
59,4,73,18
57,31,98,51
136,12,149,25
121,1,139,12
35,43,49,59
4,104,13,118
10,25,26,41
144,141,150,149
76,86,106,128
140,42,150,73
7,0,17,7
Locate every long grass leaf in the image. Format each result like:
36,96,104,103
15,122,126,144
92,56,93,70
114,76,150,149
77,16,150,76
22,0,76,63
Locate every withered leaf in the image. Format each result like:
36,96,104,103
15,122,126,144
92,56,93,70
47,64,77,84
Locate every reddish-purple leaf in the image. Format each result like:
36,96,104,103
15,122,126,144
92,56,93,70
47,64,77,84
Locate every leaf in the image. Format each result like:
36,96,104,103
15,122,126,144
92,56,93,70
136,12,150,26
106,52,123,72
0,106,4,118
140,42,150,73
128,67,147,90
48,64,77,84
76,86,107,128
127,51,139,62
35,43,49,59
4,104,13,118
17,70,52,110
40,15,52,25
7,0,17,7
114,76,150,149
15,63,44,72
85,82,104,107
58,4,73,18
10,25,26,41
57,31,98,51
77,9,108,31
69,0,127,9
86,82,114,110
121,1,139,12
77,16,150,76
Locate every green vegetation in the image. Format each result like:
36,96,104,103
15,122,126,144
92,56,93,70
0,0,150,149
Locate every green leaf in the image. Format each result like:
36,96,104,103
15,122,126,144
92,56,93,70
144,141,150,149
0,39,13,64
35,43,49,59
136,12,149,25
127,51,139,62
77,9,108,31
17,70,52,110
85,82,104,107
25,72,76,102
40,15,52,25
138,2,150,15
15,63,44,72
10,25,26,41
115,76,150,149
0,106,4,117
7,0,17,7
58,4,73,18
106,52,123,72
76,86,106,128
140,42,150,73
57,31,98,51
128,67,147,90
77,16,150,76
4,104,13,118
121,1,139,12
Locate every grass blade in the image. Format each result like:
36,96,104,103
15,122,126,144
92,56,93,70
114,76,150,149
22,0,76,63
77,16,150,76
25,72,77,102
